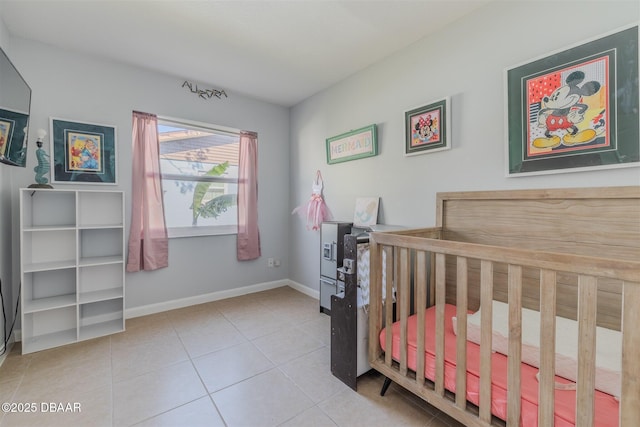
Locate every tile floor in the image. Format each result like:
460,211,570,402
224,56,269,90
0,286,464,427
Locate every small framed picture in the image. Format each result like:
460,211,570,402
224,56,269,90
50,118,117,184
353,197,379,227
0,117,12,159
405,97,451,156
0,107,29,167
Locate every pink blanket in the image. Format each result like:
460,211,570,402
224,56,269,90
379,304,618,426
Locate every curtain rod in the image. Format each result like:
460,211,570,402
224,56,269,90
157,115,241,137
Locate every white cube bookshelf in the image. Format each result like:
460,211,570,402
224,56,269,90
20,188,125,354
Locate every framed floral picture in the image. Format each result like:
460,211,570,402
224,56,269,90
0,118,11,159
50,118,117,184
506,24,639,176
405,97,450,156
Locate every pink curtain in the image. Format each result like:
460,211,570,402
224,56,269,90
126,111,169,272
237,130,260,261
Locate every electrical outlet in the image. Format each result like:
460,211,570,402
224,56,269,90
274,259,281,267
267,258,275,267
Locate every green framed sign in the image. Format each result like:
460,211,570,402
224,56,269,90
326,124,378,164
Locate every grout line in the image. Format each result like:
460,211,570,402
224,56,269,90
171,306,233,427
126,396,217,427
206,394,228,427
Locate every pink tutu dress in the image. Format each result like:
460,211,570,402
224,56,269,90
292,170,332,230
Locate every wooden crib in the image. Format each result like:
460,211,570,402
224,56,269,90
367,187,640,427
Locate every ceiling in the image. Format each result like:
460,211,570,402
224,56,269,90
0,0,491,107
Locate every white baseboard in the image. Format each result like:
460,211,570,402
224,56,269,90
287,280,319,300
126,279,300,319
13,279,321,341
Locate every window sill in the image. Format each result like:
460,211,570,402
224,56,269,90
167,225,237,239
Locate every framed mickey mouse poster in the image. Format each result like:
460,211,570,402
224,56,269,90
505,24,639,176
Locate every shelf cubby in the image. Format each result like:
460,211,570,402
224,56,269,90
21,189,76,228
20,189,125,354
78,263,124,304
22,306,78,353
79,299,124,340
21,229,76,270
23,268,77,313
77,191,124,228
80,228,123,259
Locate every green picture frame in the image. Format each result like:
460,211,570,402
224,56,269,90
326,124,378,164
505,24,639,176
0,107,29,167
50,117,117,184
404,97,451,156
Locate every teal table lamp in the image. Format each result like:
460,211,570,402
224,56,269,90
28,129,53,189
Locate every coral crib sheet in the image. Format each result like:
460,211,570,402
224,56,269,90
379,304,619,427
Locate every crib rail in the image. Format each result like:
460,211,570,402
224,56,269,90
368,228,640,427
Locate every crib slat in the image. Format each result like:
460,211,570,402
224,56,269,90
429,252,436,307
399,248,410,376
576,275,597,427
394,246,400,324
384,246,394,367
479,260,494,423
507,265,522,427
413,251,419,315
435,253,446,396
369,241,382,364
455,256,468,410
621,281,640,427
539,269,557,427
415,251,427,387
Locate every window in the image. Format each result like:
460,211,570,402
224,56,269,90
158,117,239,238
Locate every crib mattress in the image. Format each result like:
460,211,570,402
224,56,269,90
379,304,618,427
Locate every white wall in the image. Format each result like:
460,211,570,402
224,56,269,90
289,1,640,292
8,37,291,314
